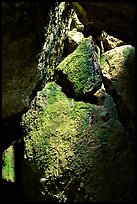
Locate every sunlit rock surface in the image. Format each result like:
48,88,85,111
101,45,135,114
55,36,102,98
100,45,135,149
22,82,134,202
66,28,84,54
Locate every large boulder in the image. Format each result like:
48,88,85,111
2,2,73,121
100,45,135,150
22,82,135,202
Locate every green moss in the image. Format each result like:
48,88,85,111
22,81,133,202
99,54,107,67
22,82,98,201
56,37,94,95
2,146,15,182
122,45,134,56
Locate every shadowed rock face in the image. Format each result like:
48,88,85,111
2,2,54,120
2,2,55,153
74,2,135,46
2,2,72,151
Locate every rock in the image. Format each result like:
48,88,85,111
2,2,52,119
75,2,135,46
101,45,135,116
22,82,135,202
100,45,135,150
71,12,84,32
2,2,73,120
66,28,84,53
55,36,102,98
98,31,126,51
99,111,110,122
2,2,73,151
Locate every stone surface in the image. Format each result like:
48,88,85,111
98,31,126,51
2,2,72,120
2,2,73,151
101,45,135,118
55,36,102,98
2,2,53,119
22,82,135,202
2,3,135,202
74,2,135,46
100,45,135,150
66,28,84,53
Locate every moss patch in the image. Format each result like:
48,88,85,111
2,145,15,182
21,81,134,202
56,36,102,97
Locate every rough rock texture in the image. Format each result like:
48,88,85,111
2,2,135,202
22,82,135,202
98,31,126,52
2,2,73,151
2,2,73,120
100,45,135,151
66,28,84,54
55,36,102,98
2,2,53,119
73,2,135,46
70,10,84,32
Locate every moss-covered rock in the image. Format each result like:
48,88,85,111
55,36,102,98
22,82,134,202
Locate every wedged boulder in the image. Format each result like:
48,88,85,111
22,82,135,202
55,36,102,98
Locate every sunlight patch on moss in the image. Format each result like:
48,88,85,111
2,145,15,182
56,37,92,95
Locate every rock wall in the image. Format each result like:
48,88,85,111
2,2,73,151
2,2,52,119
74,2,135,46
